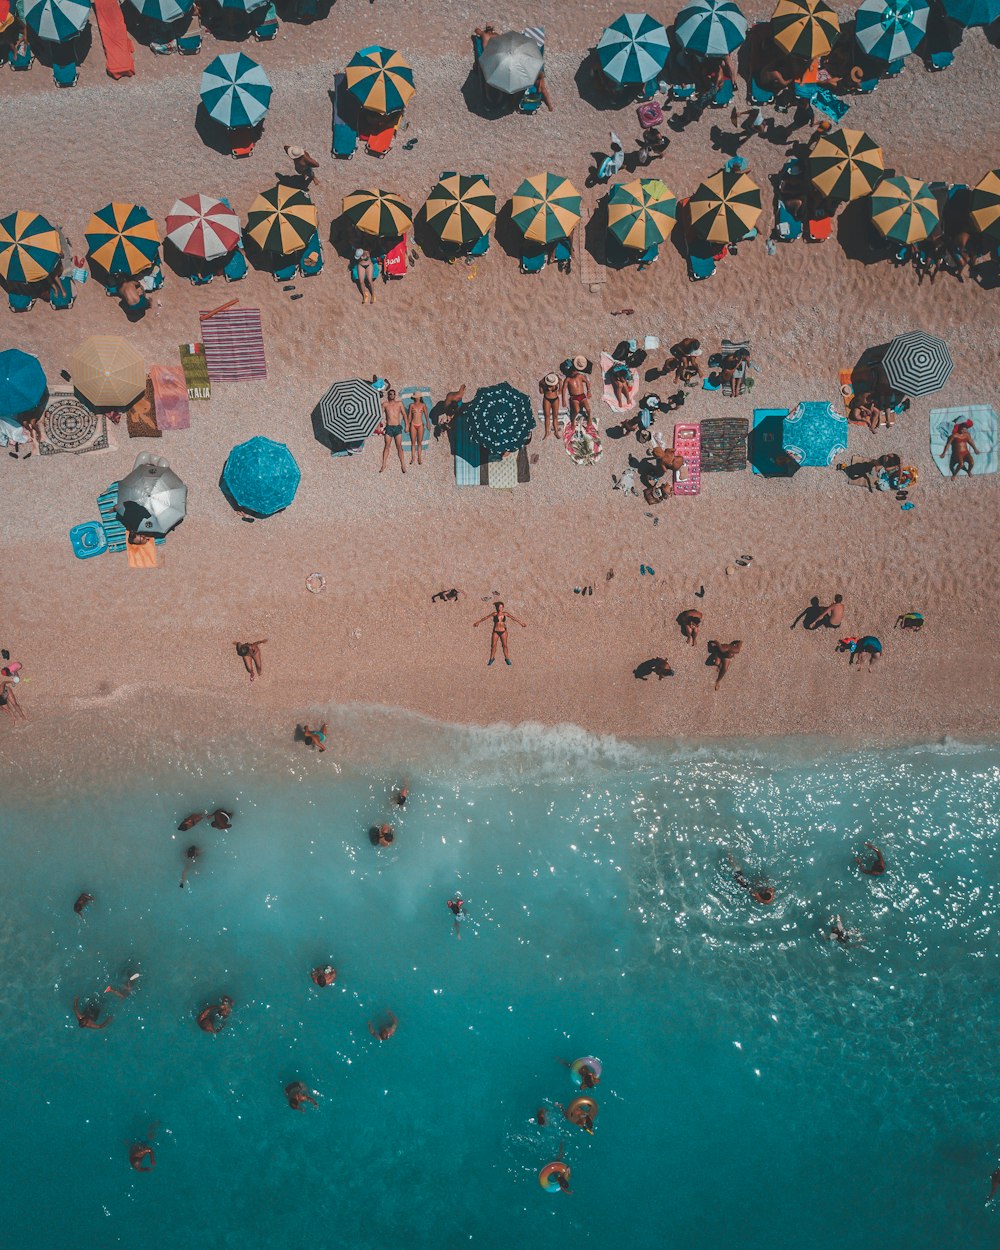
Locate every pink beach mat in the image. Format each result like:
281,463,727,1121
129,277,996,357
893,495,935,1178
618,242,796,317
149,366,191,430
672,422,701,495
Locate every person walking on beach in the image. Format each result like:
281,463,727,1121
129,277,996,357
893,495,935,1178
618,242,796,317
283,145,320,189
74,892,94,918
473,601,526,667
406,393,428,466
180,845,201,889
368,1011,398,1041
856,841,886,875
379,389,407,475
677,609,702,646
234,639,267,684
302,723,328,752
197,995,234,1033
285,1081,319,1111
728,854,775,905
706,639,742,690
73,996,113,1030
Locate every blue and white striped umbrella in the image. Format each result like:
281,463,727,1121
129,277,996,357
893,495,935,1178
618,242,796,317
674,0,747,57
855,0,928,61
596,13,670,86
24,0,91,41
125,0,193,23
200,53,273,130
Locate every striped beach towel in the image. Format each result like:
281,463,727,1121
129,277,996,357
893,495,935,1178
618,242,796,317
179,344,211,400
523,25,544,48
199,306,267,382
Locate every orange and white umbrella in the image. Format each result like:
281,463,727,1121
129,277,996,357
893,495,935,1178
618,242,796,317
165,194,241,261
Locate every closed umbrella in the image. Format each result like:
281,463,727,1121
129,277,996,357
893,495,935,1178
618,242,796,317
771,0,840,59
870,175,939,243
608,178,677,250
345,45,415,114
342,189,413,239
85,202,161,276
24,0,90,41
125,0,192,21
479,31,543,95
596,13,670,85
511,173,582,245
424,175,496,246
783,401,847,466
881,331,952,397
0,210,62,284
855,0,928,61
809,128,884,201
0,350,47,419
246,186,318,254
941,0,999,23
319,379,383,444
201,53,272,130
70,336,145,408
116,459,187,536
222,437,300,516
970,169,1000,240
688,168,762,243
465,383,536,455
674,0,747,57
165,195,241,261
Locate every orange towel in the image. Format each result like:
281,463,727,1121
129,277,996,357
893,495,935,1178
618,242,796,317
126,540,159,569
365,127,396,155
93,0,135,79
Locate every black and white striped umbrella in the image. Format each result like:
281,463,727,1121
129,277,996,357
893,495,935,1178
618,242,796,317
319,378,382,443
881,331,952,397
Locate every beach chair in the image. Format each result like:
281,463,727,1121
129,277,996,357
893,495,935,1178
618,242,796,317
272,261,297,282
776,200,803,241
928,49,953,71
807,216,833,242
365,125,396,157
711,77,735,108
223,247,248,282
687,249,716,281
468,232,491,258
253,2,278,40
49,275,76,309
552,237,570,271
637,243,659,269
231,139,256,159
520,250,547,274
144,264,164,291
150,38,177,54
7,292,35,312
10,37,33,70
749,75,774,104
331,71,358,159
454,410,483,486
299,233,324,276
672,423,701,495
94,0,135,79
519,85,543,114
189,270,214,286
177,30,201,54
53,57,79,86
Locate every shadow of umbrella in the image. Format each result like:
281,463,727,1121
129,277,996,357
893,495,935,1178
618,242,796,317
748,410,800,477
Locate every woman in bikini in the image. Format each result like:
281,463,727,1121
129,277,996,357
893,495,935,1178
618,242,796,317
406,393,428,465
539,373,561,439
473,601,526,667
353,249,377,304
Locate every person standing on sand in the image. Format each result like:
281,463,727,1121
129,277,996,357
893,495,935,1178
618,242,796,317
234,640,267,683
539,373,561,439
284,145,320,188
677,609,702,646
473,601,526,667
706,639,742,690
379,389,407,475
406,393,428,465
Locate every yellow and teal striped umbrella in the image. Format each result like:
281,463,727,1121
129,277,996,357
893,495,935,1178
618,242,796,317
424,175,496,246
809,128,884,201
246,185,318,254
688,168,762,243
0,210,62,284
85,202,161,276
345,45,415,115
870,174,939,243
342,189,413,239
772,0,840,58
511,173,582,245
970,169,1000,240
607,178,677,250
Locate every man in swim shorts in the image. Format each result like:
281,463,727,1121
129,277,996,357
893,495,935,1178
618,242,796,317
446,893,468,938
941,420,978,477
677,609,702,646
197,995,234,1033
178,813,204,832
379,389,407,475
856,841,886,875
560,360,591,419
706,639,742,691
812,594,844,629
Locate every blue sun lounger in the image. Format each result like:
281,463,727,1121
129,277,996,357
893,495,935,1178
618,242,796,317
332,71,358,159
454,409,483,486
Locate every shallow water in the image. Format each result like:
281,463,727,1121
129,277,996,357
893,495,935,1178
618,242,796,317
2,731,999,1249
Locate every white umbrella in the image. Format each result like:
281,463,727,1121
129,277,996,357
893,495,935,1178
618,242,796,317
479,31,543,95
116,455,187,536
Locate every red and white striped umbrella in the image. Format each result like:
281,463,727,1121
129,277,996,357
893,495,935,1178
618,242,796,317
164,194,241,261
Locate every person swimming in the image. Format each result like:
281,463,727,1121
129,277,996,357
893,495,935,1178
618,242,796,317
560,1095,598,1134
129,1140,155,1172
179,845,201,889
73,892,94,917
560,1057,601,1088
210,809,233,830
855,841,886,876
178,813,204,832
105,969,141,999
310,965,337,987
285,1081,319,1111
73,996,112,1030
368,1011,398,1041
370,824,394,848
825,915,862,945
393,785,408,808
197,995,234,1033
446,893,468,938
728,854,775,904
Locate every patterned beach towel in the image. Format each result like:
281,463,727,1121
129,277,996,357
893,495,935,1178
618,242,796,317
39,389,110,456
150,365,191,430
200,306,267,382
127,379,160,438
930,405,998,476
179,344,211,400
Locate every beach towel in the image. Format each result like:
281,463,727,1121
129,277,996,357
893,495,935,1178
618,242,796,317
39,389,110,456
523,24,544,48
93,0,134,79
454,411,483,487
127,379,161,438
179,344,211,400
149,366,191,430
701,417,748,472
487,454,519,489
672,423,701,495
126,539,160,568
383,237,408,279
600,351,636,412
517,445,530,483
399,387,432,454
812,88,848,124
930,405,998,476
200,306,267,382
564,418,603,465
750,408,796,476
98,483,165,553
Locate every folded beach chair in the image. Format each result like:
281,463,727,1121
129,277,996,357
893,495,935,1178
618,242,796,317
53,56,79,86
399,387,432,455
454,410,483,486
332,71,358,158
672,423,701,495
177,30,201,54
253,2,278,40
521,250,547,274
885,58,904,77
807,216,833,242
711,77,735,108
299,232,324,276
687,248,716,281
94,0,135,78
232,139,256,159
468,232,491,258
749,75,773,104
272,261,297,282
49,275,76,308
776,200,803,241
928,49,954,71
552,237,570,271
7,291,35,311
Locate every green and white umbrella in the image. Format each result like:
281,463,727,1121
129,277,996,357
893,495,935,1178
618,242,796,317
855,0,928,61
200,53,273,130
870,174,939,243
674,0,747,57
596,13,670,86
607,178,677,250
125,0,192,21
24,0,91,41
465,382,536,455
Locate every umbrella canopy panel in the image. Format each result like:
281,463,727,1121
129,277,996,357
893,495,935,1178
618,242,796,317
809,128,884,201
510,173,582,245
881,331,953,397
222,436,300,516
771,0,840,59
125,0,192,21
870,174,939,243
0,349,47,420
479,30,544,95
201,53,273,130
214,0,268,12
596,13,671,85
0,210,62,284
342,189,413,239
246,186,318,254
24,0,90,41
607,178,678,250
345,45,415,115
465,382,536,455
70,336,145,408
970,169,1000,240
674,0,747,57
424,175,496,245
85,202,161,276
116,462,187,536
942,0,1000,23
688,169,762,243
319,379,383,444
854,0,928,62
165,195,241,261
783,401,848,466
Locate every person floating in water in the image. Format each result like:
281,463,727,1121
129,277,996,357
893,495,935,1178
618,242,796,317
370,824,395,848
560,1056,602,1088
393,784,408,808
74,892,94,918
728,854,775,905
197,995,234,1033
73,996,112,1030
302,723,328,752
825,915,862,945
129,1127,157,1172
446,893,468,938
210,809,233,830
310,964,337,987
988,1167,1000,1203
473,601,526,667
285,1082,319,1111
559,1095,598,1135
179,845,201,889
106,969,141,999
178,813,204,832
856,841,886,875
539,1141,573,1193
535,1107,548,1127
368,1011,398,1041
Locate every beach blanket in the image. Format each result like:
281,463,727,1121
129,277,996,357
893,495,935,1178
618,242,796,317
454,411,483,487
517,445,530,483
564,418,603,465
98,483,165,553
700,418,748,472
93,0,134,78
179,344,211,400
150,365,191,430
39,389,110,456
750,408,794,476
400,387,432,454
838,364,876,408
812,88,848,124
600,351,636,412
785,401,847,467
930,405,998,476
126,538,159,568
199,306,267,382
127,379,161,438
487,454,519,489
672,423,701,495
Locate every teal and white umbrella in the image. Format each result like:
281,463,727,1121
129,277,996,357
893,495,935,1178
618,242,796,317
24,0,91,41
596,13,670,86
855,0,928,61
674,0,747,57
125,0,192,22
200,53,273,130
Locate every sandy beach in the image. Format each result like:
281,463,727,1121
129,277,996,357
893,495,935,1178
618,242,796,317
2,0,999,776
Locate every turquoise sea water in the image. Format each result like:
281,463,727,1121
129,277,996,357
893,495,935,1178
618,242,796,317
2,729,999,1249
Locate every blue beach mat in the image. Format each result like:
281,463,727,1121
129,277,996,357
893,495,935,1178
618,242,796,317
749,408,794,476
930,405,998,476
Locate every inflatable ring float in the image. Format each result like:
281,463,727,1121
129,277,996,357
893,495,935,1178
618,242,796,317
539,1161,571,1193
570,1056,602,1087
306,572,327,594
566,1095,599,1131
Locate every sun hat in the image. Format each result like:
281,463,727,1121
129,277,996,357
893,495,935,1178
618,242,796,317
544,372,559,386
572,355,588,370
354,248,365,259
287,145,305,158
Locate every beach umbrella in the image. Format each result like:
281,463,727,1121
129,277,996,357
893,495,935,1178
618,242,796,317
479,30,544,95
0,349,47,420
213,0,267,12
870,174,939,243
342,189,413,239
345,45,415,115
511,173,582,245
596,13,670,85
809,128,884,201
881,331,952,397
116,461,187,536
318,379,383,444
783,401,847,466
855,0,928,61
688,168,762,243
222,436,300,516
607,178,678,250
165,195,241,261
70,336,145,408
0,210,62,284
674,0,747,57
465,382,536,455
942,0,999,23
125,0,192,21
970,169,1000,240
424,175,496,246
246,185,318,254
85,203,160,276
24,0,90,41
201,53,272,130
771,0,840,59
